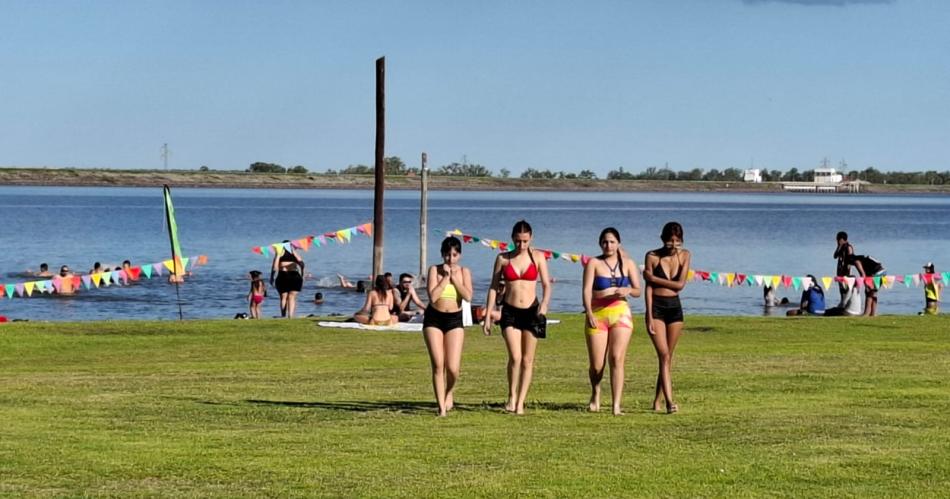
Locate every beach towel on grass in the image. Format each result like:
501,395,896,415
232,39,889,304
317,321,423,332
316,319,561,332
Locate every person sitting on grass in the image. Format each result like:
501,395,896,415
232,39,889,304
395,273,427,321
787,275,825,316
354,275,397,326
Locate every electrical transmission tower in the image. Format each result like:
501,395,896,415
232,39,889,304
161,143,170,170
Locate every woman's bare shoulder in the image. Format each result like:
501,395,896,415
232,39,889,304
623,256,638,270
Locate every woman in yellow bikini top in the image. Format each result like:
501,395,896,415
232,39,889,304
423,236,473,417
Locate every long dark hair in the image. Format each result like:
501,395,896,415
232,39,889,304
373,275,389,296
807,274,824,295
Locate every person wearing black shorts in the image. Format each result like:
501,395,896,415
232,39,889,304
422,236,473,417
270,241,304,318
482,220,552,415
643,222,691,414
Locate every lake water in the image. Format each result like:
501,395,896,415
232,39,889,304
1,186,948,321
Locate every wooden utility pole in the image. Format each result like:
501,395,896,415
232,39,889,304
419,152,428,283
372,57,385,279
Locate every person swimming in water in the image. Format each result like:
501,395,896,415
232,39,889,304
56,265,77,296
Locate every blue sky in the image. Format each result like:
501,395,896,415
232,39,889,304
1,0,947,175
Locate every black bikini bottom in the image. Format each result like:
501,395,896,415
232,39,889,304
423,306,464,332
499,301,544,338
651,295,684,325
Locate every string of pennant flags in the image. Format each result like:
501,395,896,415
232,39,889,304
0,255,209,300
252,222,373,256
443,229,948,292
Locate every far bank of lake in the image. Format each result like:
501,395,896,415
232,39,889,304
2,167,949,194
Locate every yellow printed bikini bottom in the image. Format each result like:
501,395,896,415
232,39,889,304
586,299,633,335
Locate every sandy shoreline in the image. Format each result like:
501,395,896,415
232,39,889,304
2,167,948,194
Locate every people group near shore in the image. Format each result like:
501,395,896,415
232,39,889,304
225,220,942,417
15,258,184,297
765,231,896,318
7,221,942,419
418,220,691,417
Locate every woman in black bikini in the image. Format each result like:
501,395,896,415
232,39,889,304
482,220,551,415
270,241,305,318
643,222,691,414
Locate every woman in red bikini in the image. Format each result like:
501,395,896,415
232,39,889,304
483,220,552,414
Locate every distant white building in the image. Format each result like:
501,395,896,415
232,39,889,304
743,168,762,183
784,167,846,192
813,168,843,184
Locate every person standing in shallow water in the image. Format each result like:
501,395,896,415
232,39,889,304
422,236,473,417
270,242,304,318
643,222,691,414
582,227,641,415
483,220,552,415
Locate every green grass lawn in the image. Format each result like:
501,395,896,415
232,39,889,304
1,315,948,497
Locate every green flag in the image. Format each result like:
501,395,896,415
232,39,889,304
163,185,184,275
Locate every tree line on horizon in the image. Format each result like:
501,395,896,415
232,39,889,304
241,159,950,185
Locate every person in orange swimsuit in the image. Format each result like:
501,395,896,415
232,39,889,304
483,220,551,415
582,227,641,415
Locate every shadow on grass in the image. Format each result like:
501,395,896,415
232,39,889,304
245,399,444,414
176,396,591,414
241,399,591,414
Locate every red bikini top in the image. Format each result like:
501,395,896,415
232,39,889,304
503,262,538,281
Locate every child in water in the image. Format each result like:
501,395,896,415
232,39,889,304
247,270,267,319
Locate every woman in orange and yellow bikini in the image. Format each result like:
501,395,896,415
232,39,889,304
582,227,641,415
